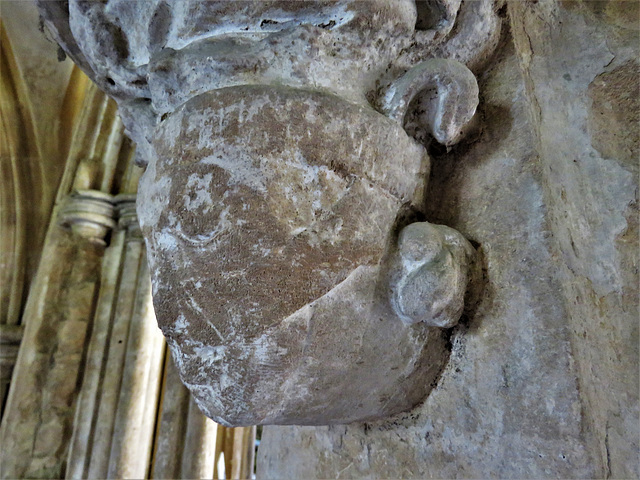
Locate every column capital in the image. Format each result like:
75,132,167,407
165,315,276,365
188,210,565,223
114,194,142,240
58,190,116,245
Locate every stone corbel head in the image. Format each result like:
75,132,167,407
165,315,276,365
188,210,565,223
37,0,499,426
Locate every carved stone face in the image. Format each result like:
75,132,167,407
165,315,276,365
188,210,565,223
37,0,486,425
137,84,477,426
143,86,428,328
138,85,433,425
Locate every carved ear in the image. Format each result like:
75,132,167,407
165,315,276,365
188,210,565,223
382,58,479,146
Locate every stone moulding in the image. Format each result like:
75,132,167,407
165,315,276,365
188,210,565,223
115,193,142,238
37,0,499,426
58,190,117,245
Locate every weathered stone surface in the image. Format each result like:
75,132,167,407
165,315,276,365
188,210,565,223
37,0,498,167
588,60,639,171
39,0,491,426
383,58,480,146
34,1,638,477
257,1,639,477
389,222,477,328
139,84,472,425
257,31,594,479
509,2,639,477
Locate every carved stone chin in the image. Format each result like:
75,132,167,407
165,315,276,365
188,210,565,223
37,0,497,426
140,82,478,426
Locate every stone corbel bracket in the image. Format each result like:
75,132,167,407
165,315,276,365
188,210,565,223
38,0,497,426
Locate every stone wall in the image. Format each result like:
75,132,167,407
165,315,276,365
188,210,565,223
257,2,639,478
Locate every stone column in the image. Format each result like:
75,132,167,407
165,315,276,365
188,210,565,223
65,217,127,479
180,396,219,479
150,356,192,479
65,194,165,480
151,357,219,480
0,81,127,479
210,425,257,480
231,426,257,480
0,189,115,479
0,325,23,413
106,204,165,478
85,215,145,477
